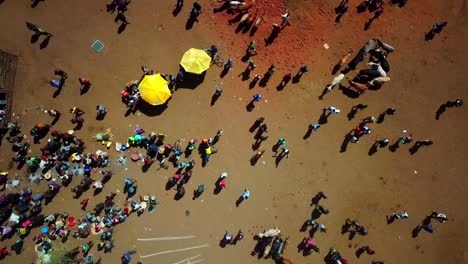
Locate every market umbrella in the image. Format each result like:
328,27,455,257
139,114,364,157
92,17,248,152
180,48,212,74
138,74,172,105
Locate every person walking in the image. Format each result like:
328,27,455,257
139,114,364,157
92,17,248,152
431,211,448,223
299,65,309,74
326,106,341,115
426,21,447,40
253,93,262,102
390,211,409,221
224,59,233,70
281,73,292,86
279,147,290,159
310,123,320,131
280,12,290,28
242,189,250,200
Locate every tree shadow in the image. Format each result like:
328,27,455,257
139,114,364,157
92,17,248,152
40,35,51,49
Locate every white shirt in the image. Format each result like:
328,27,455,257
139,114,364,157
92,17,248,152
367,62,387,77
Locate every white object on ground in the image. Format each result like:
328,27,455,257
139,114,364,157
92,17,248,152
140,244,209,259
137,235,196,241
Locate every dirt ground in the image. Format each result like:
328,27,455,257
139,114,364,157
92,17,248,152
0,0,467,263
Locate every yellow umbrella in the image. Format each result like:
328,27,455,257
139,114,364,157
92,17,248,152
180,48,212,74
138,74,171,105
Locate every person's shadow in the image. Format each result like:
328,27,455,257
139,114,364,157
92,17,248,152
303,125,312,140
310,207,322,220
185,16,197,30
246,100,255,112
211,93,221,106
53,87,63,98
172,0,183,17
339,84,361,99
292,72,303,83
118,22,129,34
389,141,400,152
368,142,378,156
355,247,365,258
252,140,261,151
425,31,435,41
300,220,310,232
220,67,229,78
39,34,52,49
193,189,203,200
259,74,270,87
435,103,447,120
318,109,329,124
412,226,421,237
340,132,352,153
275,154,285,167
377,112,386,123
276,82,285,91
409,143,421,155
265,30,279,46
235,196,244,207
213,1,230,13
31,0,44,8
213,181,222,195
30,32,41,44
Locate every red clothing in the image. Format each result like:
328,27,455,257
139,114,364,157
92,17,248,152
0,248,8,255
219,180,226,188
